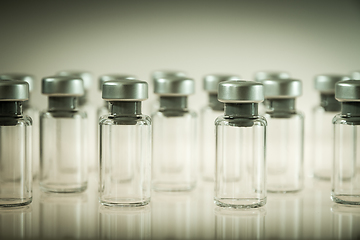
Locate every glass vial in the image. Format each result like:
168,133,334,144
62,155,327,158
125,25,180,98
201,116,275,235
263,78,304,193
254,71,291,114
200,74,240,181
0,74,39,180
312,75,347,180
152,76,197,191
0,80,32,207
40,76,87,193
332,80,360,205
215,80,267,208
99,79,151,206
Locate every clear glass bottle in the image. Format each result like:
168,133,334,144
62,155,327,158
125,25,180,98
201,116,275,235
0,74,39,180
254,71,291,114
200,74,240,182
0,80,32,207
312,74,347,180
215,80,267,208
40,76,87,193
150,70,187,113
263,78,304,193
332,80,360,205
99,79,151,206
152,76,197,191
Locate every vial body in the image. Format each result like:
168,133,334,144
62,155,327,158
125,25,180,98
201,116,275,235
215,116,267,208
0,116,32,207
24,106,39,179
200,105,222,181
99,115,152,206
265,112,304,193
40,111,87,193
332,114,360,205
312,106,337,180
152,110,197,191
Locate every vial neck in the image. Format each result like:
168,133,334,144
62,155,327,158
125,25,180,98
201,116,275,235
224,103,258,117
341,102,360,117
48,97,78,111
110,101,141,116
160,96,187,111
320,93,341,112
209,93,224,111
266,98,296,113
0,101,22,117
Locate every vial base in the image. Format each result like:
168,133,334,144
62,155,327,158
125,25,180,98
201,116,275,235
214,197,266,209
0,198,32,207
152,182,196,192
100,198,150,207
40,182,87,193
331,193,360,205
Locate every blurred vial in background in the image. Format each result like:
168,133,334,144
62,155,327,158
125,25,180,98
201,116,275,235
57,71,97,172
150,70,187,113
263,79,304,193
0,74,39,180
332,80,360,205
312,74,348,180
152,76,197,191
0,81,32,207
40,76,87,193
215,80,266,208
200,74,240,182
99,79,151,206
254,71,291,114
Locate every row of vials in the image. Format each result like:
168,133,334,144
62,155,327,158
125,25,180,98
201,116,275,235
0,70,359,209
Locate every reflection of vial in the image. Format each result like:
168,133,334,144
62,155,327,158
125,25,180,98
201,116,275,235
312,75,347,180
200,74,240,182
0,80,32,207
215,80,266,208
332,80,360,205
150,70,187,113
40,76,87,193
254,71,291,114
263,79,304,193
152,76,197,192
99,79,151,206
0,74,39,179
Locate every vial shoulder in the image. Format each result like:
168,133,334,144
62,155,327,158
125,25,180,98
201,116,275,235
332,113,360,125
215,115,267,127
99,115,151,126
40,110,86,119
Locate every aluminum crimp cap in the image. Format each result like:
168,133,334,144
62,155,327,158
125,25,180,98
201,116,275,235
151,70,187,83
102,79,148,101
203,74,241,93
57,70,92,90
154,76,195,96
0,80,29,101
254,71,291,82
262,78,302,99
99,74,137,91
0,74,35,92
314,74,350,93
218,80,264,103
42,76,84,96
335,80,360,102
351,71,360,80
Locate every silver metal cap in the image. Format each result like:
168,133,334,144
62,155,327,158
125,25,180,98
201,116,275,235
154,76,195,96
98,74,137,91
0,80,29,101
254,71,291,82
151,70,187,82
335,80,360,102
218,80,264,103
262,78,302,99
0,74,35,92
314,74,349,93
42,76,84,96
351,71,360,80
102,79,148,101
203,74,241,93
57,71,92,90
